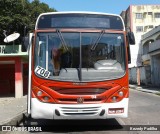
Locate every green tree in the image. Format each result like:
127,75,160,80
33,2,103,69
29,0,56,30
0,0,56,44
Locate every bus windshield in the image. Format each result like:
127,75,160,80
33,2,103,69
34,32,126,82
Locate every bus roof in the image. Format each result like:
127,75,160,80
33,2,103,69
35,11,125,31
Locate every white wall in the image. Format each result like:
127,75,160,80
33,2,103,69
129,68,137,84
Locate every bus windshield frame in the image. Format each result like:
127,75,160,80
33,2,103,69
34,29,126,82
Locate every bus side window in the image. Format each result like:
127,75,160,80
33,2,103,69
38,41,46,68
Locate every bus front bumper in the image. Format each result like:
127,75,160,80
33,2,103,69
31,98,128,119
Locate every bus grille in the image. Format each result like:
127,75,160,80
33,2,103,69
58,98,103,103
59,106,101,116
50,87,109,95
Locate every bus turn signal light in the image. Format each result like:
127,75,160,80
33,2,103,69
32,87,55,103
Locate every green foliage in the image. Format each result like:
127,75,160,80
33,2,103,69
0,0,56,44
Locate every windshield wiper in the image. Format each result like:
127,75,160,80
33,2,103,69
56,29,68,51
90,30,105,51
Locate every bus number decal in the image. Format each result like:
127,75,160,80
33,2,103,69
35,66,50,78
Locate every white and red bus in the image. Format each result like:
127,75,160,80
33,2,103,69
27,12,135,119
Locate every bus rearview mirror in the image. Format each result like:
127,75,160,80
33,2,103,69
127,32,135,45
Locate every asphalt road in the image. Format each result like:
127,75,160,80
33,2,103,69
11,89,160,134
121,89,160,126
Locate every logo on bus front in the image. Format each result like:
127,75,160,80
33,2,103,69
77,97,84,103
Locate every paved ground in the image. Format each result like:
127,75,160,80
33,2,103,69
121,89,160,125
0,95,27,125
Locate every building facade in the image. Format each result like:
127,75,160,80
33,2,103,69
121,5,160,68
141,25,160,87
0,41,28,98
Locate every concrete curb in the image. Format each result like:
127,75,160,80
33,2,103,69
129,85,160,95
1,110,27,126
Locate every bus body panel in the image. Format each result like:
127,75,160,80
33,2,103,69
31,98,128,119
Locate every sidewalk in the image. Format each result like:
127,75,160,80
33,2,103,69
129,84,160,95
0,95,27,125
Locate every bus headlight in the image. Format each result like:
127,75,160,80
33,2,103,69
112,96,117,102
106,87,128,103
43,96,49,101
37,91,42,96
32,87,55,103
118,91,123,97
